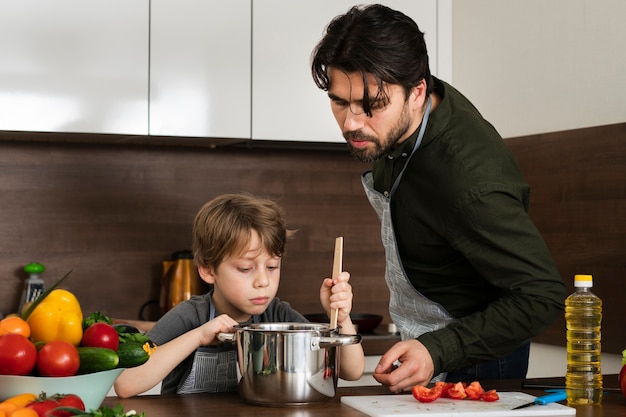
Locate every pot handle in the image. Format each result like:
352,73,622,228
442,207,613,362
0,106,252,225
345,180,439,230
311,334,361,351
217,332,235,343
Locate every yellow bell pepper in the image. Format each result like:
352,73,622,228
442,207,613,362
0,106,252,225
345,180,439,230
26,289,83,345
0,393,37,408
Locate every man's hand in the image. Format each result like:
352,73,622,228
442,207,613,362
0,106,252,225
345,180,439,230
372,339,435,392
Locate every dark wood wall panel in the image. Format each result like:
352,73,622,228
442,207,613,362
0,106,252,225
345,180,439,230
0,122,624,354
506,123,626,354
0,138,389,327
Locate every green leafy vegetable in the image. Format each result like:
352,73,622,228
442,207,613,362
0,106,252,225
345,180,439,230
83,311,114,329
71,404,145,417
117,331,153,346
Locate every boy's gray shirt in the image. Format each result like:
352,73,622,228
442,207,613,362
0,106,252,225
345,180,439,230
149,291,308,394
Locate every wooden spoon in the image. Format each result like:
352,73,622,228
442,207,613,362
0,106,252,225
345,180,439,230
329,236,343,330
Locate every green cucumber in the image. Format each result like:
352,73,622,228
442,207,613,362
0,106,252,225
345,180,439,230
117,342,150,368
77,346,119,374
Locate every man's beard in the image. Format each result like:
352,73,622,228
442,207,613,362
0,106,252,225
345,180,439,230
344,106,413,163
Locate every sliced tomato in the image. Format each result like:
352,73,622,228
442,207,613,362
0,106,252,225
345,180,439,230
446,381,467,399
437,382,453,398
432,381,450,395
465,381,485,400
412,385,443,403
481,389,500,402
412,380,499,403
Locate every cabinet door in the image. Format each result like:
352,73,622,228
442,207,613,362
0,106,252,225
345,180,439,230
150,0,251,139
252,0,438,143
0,0,149,135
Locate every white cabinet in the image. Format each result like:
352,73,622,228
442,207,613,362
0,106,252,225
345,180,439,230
0,0,149,135
251,0,439,143
0,1,445,143
150,0,251,139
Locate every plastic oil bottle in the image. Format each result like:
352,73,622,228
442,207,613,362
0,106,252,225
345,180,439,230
565,274,603,405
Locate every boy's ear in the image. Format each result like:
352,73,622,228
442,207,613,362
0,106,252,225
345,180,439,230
198,265,216,284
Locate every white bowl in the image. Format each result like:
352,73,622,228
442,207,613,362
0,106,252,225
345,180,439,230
0,368,123,411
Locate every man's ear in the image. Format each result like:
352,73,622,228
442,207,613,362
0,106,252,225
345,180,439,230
198,265,216,284
409,78,428,110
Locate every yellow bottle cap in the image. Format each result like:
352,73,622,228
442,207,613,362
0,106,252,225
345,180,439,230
574,274,593,287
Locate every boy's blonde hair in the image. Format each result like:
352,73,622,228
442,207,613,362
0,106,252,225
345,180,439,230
192,194,289,270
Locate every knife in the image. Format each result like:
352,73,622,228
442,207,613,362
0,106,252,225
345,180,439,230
521,379,621,391
512,390,567,410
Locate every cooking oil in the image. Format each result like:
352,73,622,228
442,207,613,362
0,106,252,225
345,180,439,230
565,274,603,405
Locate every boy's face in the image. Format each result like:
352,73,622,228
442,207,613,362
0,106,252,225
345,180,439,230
199,230,281,322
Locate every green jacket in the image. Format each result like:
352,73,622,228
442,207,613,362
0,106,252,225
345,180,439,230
372,77,566,376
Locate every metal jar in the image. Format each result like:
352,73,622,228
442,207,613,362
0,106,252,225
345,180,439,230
220,322,361,406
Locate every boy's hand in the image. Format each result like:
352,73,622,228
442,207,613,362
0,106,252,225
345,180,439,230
198,313,238,346
320,271,353,325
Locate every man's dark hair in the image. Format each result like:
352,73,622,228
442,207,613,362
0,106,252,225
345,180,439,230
311,4,433,116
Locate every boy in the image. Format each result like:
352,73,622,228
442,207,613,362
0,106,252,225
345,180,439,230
114,193,364,396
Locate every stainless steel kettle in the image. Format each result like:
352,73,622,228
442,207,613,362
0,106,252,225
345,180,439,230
159,250,210,316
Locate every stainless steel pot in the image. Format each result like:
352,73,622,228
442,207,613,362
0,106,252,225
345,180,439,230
219,322,361,406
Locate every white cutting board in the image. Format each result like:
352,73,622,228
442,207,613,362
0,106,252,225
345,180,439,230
341,392,575,417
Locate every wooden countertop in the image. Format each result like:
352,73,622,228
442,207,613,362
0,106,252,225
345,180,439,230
103,376,625,416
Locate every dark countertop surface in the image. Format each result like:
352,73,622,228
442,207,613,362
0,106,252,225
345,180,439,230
103,375,625,416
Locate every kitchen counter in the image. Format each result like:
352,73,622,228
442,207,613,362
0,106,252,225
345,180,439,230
103,376,625,416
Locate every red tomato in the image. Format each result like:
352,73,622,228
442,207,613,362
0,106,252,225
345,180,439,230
0,333,37,375
446,381,468,399
618,365,626,398
27,398,58,417
81,322,119,351
465,381,485,400
56,394,84,410
48,394,85,417
481,389,500,402
36,340,80,377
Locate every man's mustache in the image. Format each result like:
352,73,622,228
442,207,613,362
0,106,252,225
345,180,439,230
343,130,377,142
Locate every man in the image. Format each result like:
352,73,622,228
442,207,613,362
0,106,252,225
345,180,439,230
311,4,566,392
